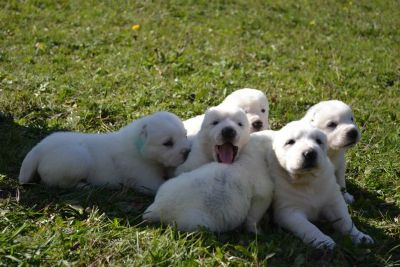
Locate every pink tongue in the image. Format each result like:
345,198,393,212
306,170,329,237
218,144,234,164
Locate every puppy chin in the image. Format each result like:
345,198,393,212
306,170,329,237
286,166,320,184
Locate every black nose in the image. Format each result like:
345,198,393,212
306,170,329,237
302,149,317,164
182,148,190,160
221,127,236,140
346,129,358,140
252,120,263,130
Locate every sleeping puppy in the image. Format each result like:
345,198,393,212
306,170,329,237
302,100,361,204
175,105,250,175
18,112,190,195
143,131,274,233
270,120,373,249
184,88,269,142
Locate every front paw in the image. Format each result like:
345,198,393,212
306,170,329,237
313,236,336,250
343,192,355,204
351,232,374,245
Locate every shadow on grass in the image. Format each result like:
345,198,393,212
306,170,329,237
1,112,398,266
0,112,65,198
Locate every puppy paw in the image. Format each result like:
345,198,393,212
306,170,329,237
351,232,374,245
343,192,355,204
313,236,336,250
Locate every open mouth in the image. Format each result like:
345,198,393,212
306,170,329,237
215,143,238,164
343,140,357,148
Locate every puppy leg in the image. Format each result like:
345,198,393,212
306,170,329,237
245,195,272,234
275,210,336,249
322,198,374,245
176,209,216,232
38,146,91,188
336,157,354,204
129,167,165,195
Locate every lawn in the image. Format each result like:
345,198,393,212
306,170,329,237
0,0,399,266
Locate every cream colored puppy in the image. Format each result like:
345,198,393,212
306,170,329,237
175,105,250,175
302,100,360,204
184,88,269,142
270,121,373,249
143,131,274,233
19,112,190,195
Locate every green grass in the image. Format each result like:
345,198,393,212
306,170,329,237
1,0,399,266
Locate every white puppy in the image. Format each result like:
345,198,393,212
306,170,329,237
184,88,269,141
302,100,361,204
270,121,373,249
18,112,190,195
175,105,250,175
143,131,274,233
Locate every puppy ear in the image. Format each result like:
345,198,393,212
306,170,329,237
135,124,147,152
140,124,148,138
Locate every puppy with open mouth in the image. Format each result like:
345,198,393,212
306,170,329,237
302,100,361,204
184,88,269,142
143,130,274,233
175,105,250,175
269,121,373,249
18,112,190,195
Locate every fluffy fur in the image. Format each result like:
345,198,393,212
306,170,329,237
184,88,269,142
302,100,361,204
269,120,373,249
143,132,274,233
175,105,250,175
18,112,190,195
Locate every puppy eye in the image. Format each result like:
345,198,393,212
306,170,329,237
285,139,295,146
212,121,219,126
163,139,174,147
327,122,337,128
238,122,243,127
316,138,323,145
350,117,354,122
261,109,266,113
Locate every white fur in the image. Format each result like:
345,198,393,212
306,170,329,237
143,132,274,233
175,105,250,175
18,112,190,195
184,88,269,142
270,121,373,249
302,100,361,204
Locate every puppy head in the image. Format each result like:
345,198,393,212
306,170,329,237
222,88,269,132
201,105,250,164
273,121,328,182
303,100,360,151
137,112,191,167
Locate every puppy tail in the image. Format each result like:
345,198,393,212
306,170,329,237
18,148,40,184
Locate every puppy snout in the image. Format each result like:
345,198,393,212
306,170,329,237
302,149,317,165
221,126,236,140
346,129,358,140
181,148,190,160
252,120,263,130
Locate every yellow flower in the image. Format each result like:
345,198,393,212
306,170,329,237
131,24,141,31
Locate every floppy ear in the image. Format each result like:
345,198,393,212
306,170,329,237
200,107,217,129
305,104,320,122
140,124,148,139
135,124,147,152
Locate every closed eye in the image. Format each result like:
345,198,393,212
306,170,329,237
163,139,174,147
327,121,337,128
285,139,295,146
212,121,219,126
